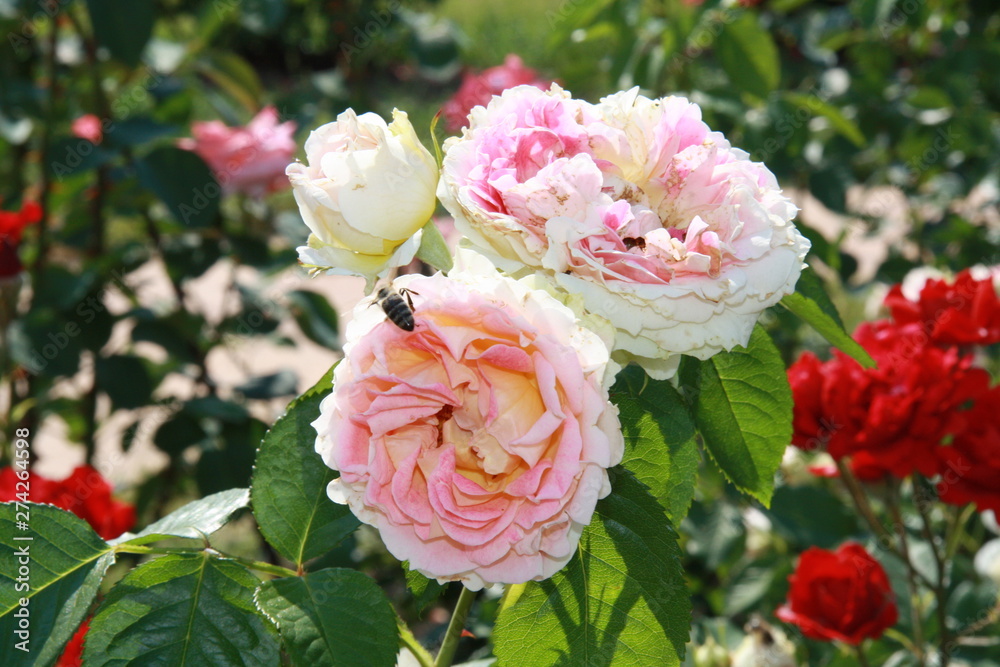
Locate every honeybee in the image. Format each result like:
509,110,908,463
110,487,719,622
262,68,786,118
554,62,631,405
374,286,417,331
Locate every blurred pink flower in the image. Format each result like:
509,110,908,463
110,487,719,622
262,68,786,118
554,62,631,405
180,106,297,198
441,54,551,133
71,114,104,144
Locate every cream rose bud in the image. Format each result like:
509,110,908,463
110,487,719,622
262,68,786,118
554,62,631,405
287,108,439,286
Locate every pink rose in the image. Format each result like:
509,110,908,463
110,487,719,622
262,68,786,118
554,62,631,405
314,251,623,589
441,54,551,133
180,106,296,198
438,85,809,378
71,114,104,144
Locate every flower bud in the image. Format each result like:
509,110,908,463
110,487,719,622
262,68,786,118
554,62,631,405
288,108,438,287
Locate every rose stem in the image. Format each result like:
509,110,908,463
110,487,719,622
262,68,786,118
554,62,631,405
913,475,951,666
885,481,927,667
854,642,872,667
398,618,435,667
434,585,477,667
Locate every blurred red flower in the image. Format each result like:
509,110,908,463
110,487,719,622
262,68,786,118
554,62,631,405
71,114,104,145
777,542,897,645
0,200,42,245
936,385,1000,514
179,106,297,198
0,465,135,540
885,268,1000,347
56,618,89,667
788,319,990,479
441,54,551,132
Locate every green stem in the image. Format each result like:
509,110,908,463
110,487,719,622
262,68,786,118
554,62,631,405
944,504,975,563
398,617,435,667
885,483,926,667
913,476,951,666
854,642,872,667
113,544,299,578
434,585,477,667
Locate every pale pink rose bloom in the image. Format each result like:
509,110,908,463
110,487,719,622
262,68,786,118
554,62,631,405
441,54,551,133
314,251,623,590
438,85,810,378
179,106,296,198
71,114,104,144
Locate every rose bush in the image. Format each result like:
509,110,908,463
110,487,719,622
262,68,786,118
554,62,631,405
788,319,990,479
776,542,898,645
885,267,1000,347
288,108,438,287
312,251,623,590
438,85,809,378
180,105,297,198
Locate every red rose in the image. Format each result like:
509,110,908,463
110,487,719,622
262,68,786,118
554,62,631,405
936,386,1000,514
0,465,135,539
0,200,42,245
777,542,898,645
885,269,1000,347
441,54,552,132
788,320,990,479
56,618,89,667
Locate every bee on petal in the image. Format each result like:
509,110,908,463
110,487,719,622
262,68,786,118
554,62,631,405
374,286,417,332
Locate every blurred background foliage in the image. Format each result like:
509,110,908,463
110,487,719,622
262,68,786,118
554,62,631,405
0,0,998,664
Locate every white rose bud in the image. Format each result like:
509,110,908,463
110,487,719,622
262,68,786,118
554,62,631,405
287,108,439,287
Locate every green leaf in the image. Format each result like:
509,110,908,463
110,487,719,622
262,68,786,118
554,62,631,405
415,219,454,273
251,365,360,567
684,326,792,506
0,503,114,667
84,554,279,666
494,471,690,667
95,354,153,410
782,92,866,148
715,13,780,99
612,366,699,522
255,568,399,667
404,565,446,614
85,0,154,68
235,371,299,400
682,500,745,570
116,488,250,546
780,267,876,368
136,146,221,228
195,51,265,114
287,290,340,351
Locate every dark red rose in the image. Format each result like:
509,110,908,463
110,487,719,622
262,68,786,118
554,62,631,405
936,385,1000,514
788,320,990,479
56,618,89,667
885,269,1000,347
0,465,135,539
441,54,552,132
777,542,898,645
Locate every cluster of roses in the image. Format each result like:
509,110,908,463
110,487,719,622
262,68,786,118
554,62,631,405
282,83,810,589
774,268,1000,650
0,465,135,666
789,267,1000,513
